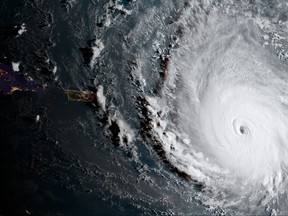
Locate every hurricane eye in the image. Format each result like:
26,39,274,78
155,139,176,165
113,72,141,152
232,119,250,136
239,126,246,135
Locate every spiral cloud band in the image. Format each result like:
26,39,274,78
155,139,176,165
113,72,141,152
144,7,288,212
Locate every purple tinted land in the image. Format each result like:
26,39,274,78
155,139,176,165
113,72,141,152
0,64,42,95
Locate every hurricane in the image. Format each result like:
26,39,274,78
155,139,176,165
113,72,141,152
137,1,288,214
